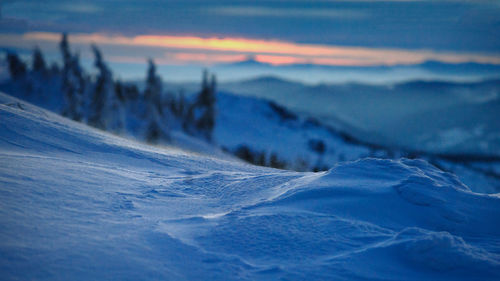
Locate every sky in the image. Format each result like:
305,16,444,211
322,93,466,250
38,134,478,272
0,0,499,80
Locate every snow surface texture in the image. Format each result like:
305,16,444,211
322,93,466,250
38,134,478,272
1,92,500,280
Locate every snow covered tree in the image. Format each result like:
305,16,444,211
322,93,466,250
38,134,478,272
144,59,162,107
49,62,60,76
60,33,86,122
174,90,186,117
184,69,217,141
32,46,47,75
88,45,123,132
269,152,286,169
5,52,34,100
6,52,27,80
114,81,125,102
143,59,167,143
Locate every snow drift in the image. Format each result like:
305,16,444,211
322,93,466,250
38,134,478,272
1,92,499,280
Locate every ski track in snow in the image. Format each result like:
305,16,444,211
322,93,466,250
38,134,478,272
1,92,500,280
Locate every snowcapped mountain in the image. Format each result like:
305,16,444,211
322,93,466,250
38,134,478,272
214,92,375,171
220,77,500,158
212,92,500,194
211,59,500,84
1,92,500,280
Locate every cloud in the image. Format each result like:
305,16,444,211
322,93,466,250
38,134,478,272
168,52,248,64
254,55,307,65
2,0,500,53
2,31,500,66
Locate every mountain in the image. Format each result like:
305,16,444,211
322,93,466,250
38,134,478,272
214,91,377,171
213,59,500,84
223,57,270,68
1,92,500,280
418,60,500,75
220,77,500,159
219,59,500,75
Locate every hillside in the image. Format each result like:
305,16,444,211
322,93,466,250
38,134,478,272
1,92,500,280
220,77,500,158
2,68,500,193
214,92,375,171
213,92,500,194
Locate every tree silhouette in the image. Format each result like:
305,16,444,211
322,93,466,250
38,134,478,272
60,33,86,122
185,69,217,141
144,59,166,143
32,46,47,74
6,52,27,79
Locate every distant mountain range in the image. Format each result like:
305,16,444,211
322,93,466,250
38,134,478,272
220,76,500,159
108,59,500,85
207,59,500,84
219,59,500,75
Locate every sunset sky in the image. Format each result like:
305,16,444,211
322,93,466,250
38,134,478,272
1,0,499,79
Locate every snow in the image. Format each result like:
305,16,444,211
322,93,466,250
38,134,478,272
219,77,500,157
214,92,500,194
1,92,500,280
2,69,499,193
214,92,372,170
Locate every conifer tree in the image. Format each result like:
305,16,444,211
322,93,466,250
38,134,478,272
60,33,86,121
143,59,166,143
144,59,162,107
185,69,217,141
177,90,186,117
88,45,108,129
114,80,125,102
88,45,124,132
32,46,47,74
6,52,27,79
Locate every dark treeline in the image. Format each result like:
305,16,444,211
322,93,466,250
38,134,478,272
4,33,216,144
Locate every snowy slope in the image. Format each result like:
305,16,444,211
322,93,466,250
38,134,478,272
214,92,500,194
1,92,500,280
214,92,374,171
220,78,500,157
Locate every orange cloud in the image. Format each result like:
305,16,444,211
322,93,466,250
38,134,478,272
130,35,336,56
171,53,247,64
2,31,499,66
254,55,307,65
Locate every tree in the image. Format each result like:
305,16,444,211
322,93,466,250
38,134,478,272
269,152,286,169
175,90,186,117
60,33,71,67
144,59,162,106
49,62,60,75
143,59,166,143
88,45,108,129
88,45,124,132
60,33,86,122
6,52,27,79
6,52,33,99
114,80,126,102
185,69,217,141
32,46,47,74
